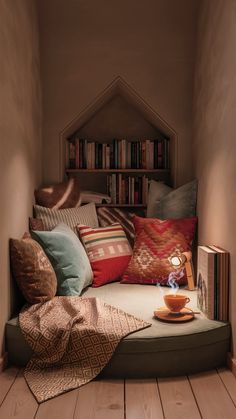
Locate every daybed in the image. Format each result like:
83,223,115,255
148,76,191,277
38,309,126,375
6,282,230,377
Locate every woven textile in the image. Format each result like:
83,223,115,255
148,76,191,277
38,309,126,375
77,223,132,287
34,202,99,233
121,215,197,286
97,207,135,247
35,177,81,209
20,296,150,402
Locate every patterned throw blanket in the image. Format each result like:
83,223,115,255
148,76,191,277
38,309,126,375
19,296,150,403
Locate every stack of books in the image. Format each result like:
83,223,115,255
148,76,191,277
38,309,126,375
197,245,229,321
107,174,149,205
67,137,170,170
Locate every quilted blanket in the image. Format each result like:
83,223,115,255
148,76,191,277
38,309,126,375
19,296,150,402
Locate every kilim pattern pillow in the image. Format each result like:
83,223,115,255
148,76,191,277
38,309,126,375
34,177,81,210
97,207,135,247
77,223,132,287
121,215,197,286
10,236,57,304
34,202,99,233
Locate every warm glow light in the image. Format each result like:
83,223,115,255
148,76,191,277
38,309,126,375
170,256,182,267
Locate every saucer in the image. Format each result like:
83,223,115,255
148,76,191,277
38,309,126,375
154,307,194,323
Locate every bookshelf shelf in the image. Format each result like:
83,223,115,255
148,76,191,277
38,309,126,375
66,169,169,174
66,137,171,207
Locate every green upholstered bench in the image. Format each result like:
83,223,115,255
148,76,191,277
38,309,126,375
5,283,230,377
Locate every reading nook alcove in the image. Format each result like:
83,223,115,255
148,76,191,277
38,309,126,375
6,78,230,383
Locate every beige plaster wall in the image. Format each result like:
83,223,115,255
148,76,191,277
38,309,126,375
0,0,42,355
38,0,199,186
192,0,236,353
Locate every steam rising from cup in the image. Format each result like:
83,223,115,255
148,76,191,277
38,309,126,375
167,268,184,294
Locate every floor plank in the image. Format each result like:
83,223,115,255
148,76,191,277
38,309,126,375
189,370,236,419
158,376,201,419
74,380,124,419
0,370,38,419
35,389,78,419
125,379,164,419
0,367,19,406
218,367,236,406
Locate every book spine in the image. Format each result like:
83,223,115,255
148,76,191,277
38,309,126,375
91,142,95,169
68,139,76,169
146,140,150,169
154,140,158,169
118,173,122,204
141,140,145,169
113,139,118,169
157,139,163,169
105,144,110,169
126,141,131,169
87,142,91,169
83,139,87,169
98,143,102,169
149,141,154,169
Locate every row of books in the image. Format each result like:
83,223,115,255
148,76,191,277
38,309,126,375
197,245,229,321
67,138,170,170
107,174,149,205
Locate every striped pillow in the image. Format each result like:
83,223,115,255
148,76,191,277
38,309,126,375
34,203,99,233
97,207,136,247
77,223,132,287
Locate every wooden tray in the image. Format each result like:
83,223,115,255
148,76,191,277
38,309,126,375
154,307,195,323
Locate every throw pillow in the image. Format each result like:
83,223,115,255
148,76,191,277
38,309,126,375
77,223,132,287
121,215,197,286
31,223,93,296
33,202,99,233
146,180,197,219
146,181,172,217
34,177,81,209
29,217,44,231
10,236,57,304
97,207,136,247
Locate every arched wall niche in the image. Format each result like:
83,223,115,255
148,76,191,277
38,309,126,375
60,76,178,187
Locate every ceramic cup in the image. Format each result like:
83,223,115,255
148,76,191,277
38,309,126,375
164,294,190,313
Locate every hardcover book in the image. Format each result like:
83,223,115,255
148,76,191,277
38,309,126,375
197,245,229,320
197,246,216,320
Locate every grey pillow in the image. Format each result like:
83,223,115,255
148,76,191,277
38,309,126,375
31,223,93,296
147,180,197,219
146,181,172,217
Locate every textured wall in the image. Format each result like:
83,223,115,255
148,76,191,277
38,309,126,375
0,0,42,355
192,0,236,353
38,0,199,186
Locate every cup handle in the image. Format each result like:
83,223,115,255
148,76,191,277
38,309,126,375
186,297,190,304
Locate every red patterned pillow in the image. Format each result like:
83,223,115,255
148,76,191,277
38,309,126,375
121,216,197,286
34,177,81,209
77,223,132,287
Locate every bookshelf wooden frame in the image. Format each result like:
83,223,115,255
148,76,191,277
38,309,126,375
60,76,177,208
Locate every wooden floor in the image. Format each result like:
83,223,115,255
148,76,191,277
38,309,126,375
1,368,236,418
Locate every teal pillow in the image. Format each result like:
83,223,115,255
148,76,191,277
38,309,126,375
31,223,93,296
147,180,197,219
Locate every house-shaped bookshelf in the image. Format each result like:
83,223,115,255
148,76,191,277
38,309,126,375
60,77,178,201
